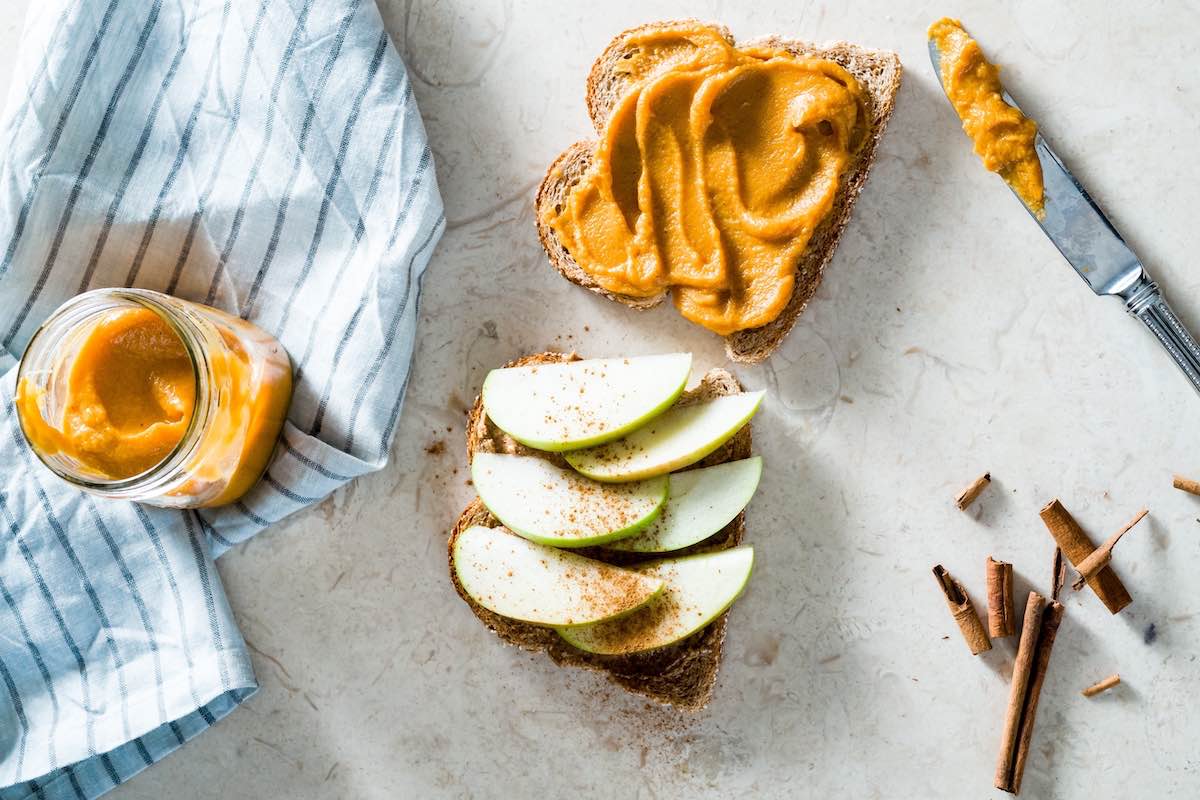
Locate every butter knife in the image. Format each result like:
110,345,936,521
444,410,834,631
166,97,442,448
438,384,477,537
929,39,1200,395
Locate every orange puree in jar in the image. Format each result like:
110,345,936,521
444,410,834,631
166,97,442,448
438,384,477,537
544,26,868,335
16,290,292,508
17,307,195,479
173,307,293,507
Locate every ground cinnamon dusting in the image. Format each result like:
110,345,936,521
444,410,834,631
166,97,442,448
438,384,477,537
578,591,687,654
477,456,664,538
582,562,665,621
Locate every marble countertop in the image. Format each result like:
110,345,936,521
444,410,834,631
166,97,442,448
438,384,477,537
6,1,1200,798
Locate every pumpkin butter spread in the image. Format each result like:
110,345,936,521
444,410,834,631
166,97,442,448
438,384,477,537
544,26,869,336
928,18,1044,216
17,307,196,479
17,303,291,507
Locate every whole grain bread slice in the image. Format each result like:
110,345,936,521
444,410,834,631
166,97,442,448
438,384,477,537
450,351,752,710
534,20,903,363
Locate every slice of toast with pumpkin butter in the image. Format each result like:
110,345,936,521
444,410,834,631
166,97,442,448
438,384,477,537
448,352,753,710
536,20,902,363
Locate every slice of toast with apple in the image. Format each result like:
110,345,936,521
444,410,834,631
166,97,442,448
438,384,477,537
449,352,759,710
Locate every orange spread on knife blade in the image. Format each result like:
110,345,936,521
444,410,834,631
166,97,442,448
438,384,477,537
929,17,1045,217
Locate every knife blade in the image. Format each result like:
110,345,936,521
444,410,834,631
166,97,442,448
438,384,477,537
928,34,1200,395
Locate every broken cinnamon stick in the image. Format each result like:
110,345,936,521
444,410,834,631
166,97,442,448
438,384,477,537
1050,547,1066,602
995,592,1065,795
1081,673,1121,697
933,565,991,654
1072,508,1148,591
955,472,991,510
986,556,1015,637
1172,474,1200,496
1038,499,1131,614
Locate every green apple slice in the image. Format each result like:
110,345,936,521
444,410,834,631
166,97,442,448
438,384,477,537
605,457,762,553
557,546,754,654
481,353,692,452
453,525,664,627
565,391,764,482
471,453,668,547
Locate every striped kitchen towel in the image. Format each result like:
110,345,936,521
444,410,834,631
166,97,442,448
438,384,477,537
0,0,442,797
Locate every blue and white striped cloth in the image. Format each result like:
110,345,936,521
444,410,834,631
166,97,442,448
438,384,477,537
0,0,443,796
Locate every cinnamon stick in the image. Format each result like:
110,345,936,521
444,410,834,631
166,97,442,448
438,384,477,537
1009,599,1064,795
1081,673,1121,697
1172,474,1200,496
1050,547,1066,602
1072,508,1148,591
986,556,1015,637
933,565,991,654
1038,498,1131,614
995,593,1044,792
955,472,991,510
995,592,1065,794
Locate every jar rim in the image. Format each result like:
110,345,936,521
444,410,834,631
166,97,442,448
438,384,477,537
15,288,212,495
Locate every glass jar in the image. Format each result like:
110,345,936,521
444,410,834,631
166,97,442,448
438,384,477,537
15,288,293,508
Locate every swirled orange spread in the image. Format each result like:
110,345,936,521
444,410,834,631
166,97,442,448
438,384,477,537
544,27,868,335
17,308,195,479
929,18,1044,216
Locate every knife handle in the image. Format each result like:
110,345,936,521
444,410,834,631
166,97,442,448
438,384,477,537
1124,276,1200,395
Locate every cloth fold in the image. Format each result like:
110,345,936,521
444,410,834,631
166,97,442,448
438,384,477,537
0,1,442,796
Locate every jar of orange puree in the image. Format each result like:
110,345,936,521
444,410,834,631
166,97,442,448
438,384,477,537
15,288,292,508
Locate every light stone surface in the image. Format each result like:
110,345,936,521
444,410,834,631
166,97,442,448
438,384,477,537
6,1,1200,797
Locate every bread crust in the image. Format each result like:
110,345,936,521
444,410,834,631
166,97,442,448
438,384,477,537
535,21,903,363
452,351,752,710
